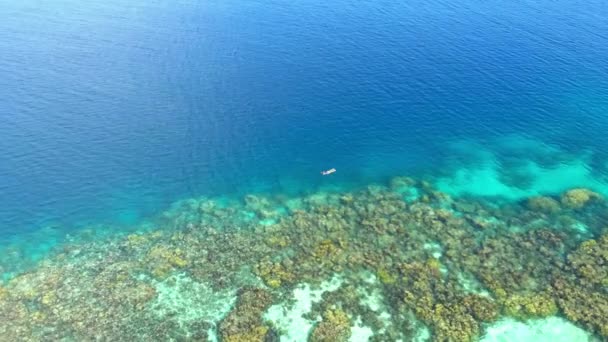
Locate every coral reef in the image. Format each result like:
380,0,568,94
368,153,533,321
310,308,352,342
502,293,558,319
566,236,608,287
551,234,608,337
254,258,295,288
218,288,274,342
396,261,498,342
146,245,189,279
0,177,607,340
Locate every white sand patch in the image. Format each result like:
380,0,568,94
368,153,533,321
356,273,397,339
264,276,343,342
414,326,431,342
350,317,374,342
146,273,236,329
359,290,385,312
423,242,443,258
358,278,384,312
481,317,597,342
571,222,589,233
259,218,278,226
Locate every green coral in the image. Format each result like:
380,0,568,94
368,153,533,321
310,308,351,342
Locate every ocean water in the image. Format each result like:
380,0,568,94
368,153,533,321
1,0,608,340
2,0,607,236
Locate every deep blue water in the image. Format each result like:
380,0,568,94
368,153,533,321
1,0,608,239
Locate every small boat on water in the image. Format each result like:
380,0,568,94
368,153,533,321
321,168,336,175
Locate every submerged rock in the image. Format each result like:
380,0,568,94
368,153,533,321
561,188,602,209
526,196,560,214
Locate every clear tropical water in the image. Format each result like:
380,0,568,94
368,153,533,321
1,0,608,340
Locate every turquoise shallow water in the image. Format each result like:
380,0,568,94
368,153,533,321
1,0,608,340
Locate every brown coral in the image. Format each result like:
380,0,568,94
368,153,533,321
219,288,274,342
146,245,189,279
397,262,497,342
566,236,608,287
561,188,602,209
254,258,295,288
550,234,608,338
1,176,607,341
552,276,608,338
0,286,8,301
502,293,558,319
310,308,351,342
